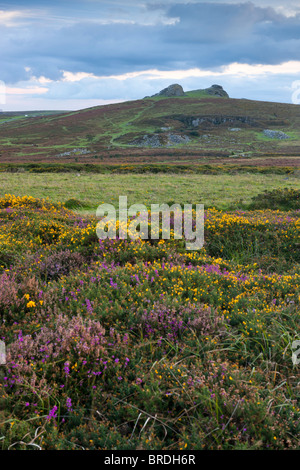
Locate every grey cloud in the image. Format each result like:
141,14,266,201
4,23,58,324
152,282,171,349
1,1,300,86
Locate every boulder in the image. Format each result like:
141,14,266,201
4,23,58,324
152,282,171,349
155,84,185,97
203,84,229,97
263,129,290,140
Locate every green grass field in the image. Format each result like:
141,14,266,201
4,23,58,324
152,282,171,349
1,171,300,213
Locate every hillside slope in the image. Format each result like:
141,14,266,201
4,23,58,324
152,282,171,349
0,86,300,165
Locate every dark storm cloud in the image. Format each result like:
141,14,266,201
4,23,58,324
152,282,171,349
1,1,300,84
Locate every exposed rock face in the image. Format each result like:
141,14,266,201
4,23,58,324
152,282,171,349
203,84,229,97
155,84,185,97
132,134,162,148
185,115,255,127
166,134,190,146
149,83,229,99
263,129,290,140
130,133,190,148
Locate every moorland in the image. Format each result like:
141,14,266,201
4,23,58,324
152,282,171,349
0,85,299,450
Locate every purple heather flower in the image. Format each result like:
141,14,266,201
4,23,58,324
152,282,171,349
64,361,70,376
46,405,58,421
66,397,73,412
85,298,93,313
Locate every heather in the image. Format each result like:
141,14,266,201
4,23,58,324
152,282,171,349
0,194,299,450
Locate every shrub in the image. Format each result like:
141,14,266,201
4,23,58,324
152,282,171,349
64,198,83,209
38,249,86,280
249,188,300,211
139,301,224,341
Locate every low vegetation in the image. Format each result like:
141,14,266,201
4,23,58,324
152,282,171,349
0,192,299,450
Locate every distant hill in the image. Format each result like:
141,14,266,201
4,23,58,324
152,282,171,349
0,84,299,166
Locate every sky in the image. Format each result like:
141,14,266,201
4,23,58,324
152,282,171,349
1,0,300,111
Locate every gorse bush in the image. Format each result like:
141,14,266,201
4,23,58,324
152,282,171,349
249,188,300,211
64,198,84,209
0,195,300,450
204,209,300,267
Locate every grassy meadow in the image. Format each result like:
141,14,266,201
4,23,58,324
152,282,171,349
0,168,300,450
1,170,300,212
